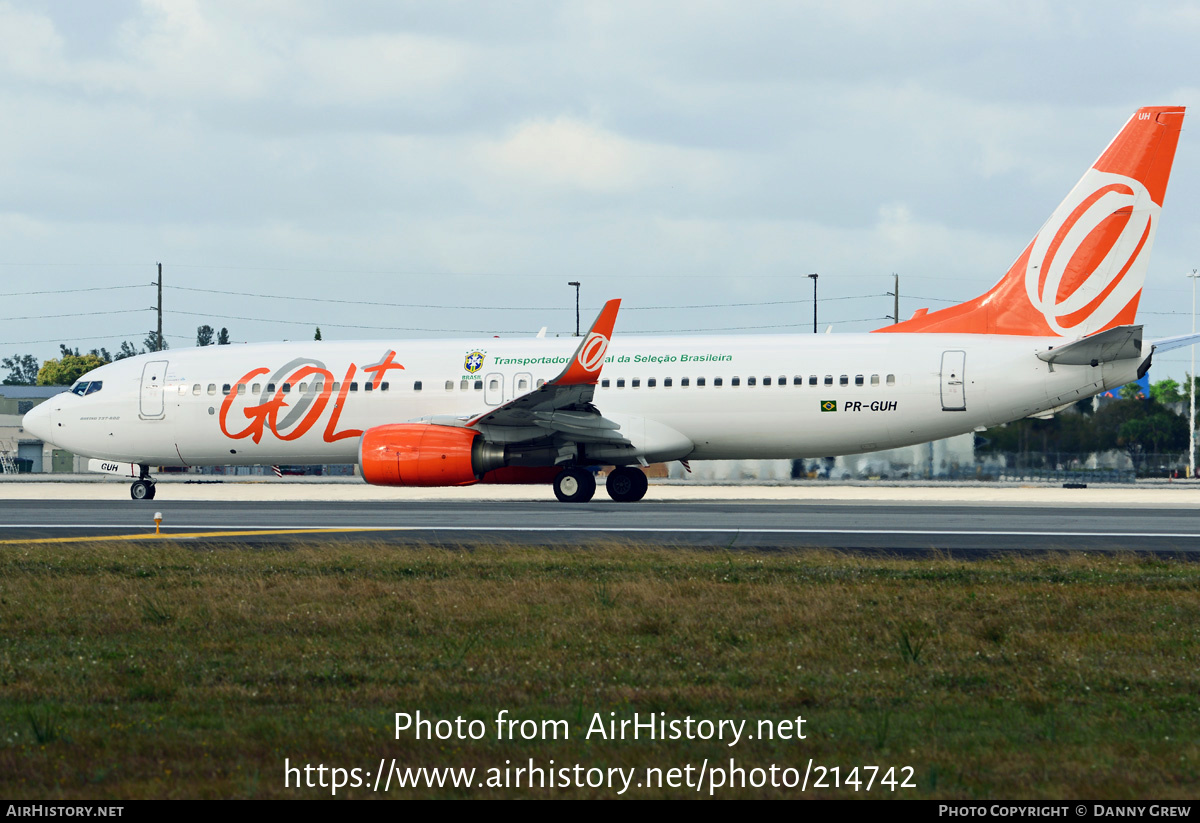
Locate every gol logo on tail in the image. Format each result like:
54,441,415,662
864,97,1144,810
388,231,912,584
1024,169,1158,335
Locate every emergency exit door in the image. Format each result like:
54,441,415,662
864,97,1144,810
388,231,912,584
940,350,966,411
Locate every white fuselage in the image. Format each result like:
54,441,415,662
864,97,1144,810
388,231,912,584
24,332,1140,468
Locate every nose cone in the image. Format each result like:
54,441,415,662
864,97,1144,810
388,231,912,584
22,401,54,442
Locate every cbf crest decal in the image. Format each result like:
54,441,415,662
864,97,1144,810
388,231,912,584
464,351,486,374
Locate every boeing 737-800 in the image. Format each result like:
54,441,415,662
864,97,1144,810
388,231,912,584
21,106,1200,502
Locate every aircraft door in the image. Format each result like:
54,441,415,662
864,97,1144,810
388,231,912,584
940,350,966,411
484,372,503,406
140,360,168,419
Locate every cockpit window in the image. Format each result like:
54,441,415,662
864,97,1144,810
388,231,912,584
70,381,103,396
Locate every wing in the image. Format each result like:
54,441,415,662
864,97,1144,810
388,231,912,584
462,299,631,457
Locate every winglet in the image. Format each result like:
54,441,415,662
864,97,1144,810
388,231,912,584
553,299,621,385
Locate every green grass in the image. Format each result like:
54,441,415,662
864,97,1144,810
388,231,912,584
0,542,1198,798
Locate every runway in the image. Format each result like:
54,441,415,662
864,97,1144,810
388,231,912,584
1,495,1197,552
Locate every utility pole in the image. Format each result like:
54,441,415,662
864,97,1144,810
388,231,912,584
568,281,581,336
1190,269,1199,478
807,273,819,333
887,272,899,324
155,262,163,351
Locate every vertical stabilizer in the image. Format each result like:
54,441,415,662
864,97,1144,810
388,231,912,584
877,106,1185,337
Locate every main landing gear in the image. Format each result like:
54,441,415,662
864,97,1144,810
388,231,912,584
553,467,596,503
605,466,648,502
130,465,156,500
551,466,648,503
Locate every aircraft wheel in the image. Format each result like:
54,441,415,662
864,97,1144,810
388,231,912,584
130,480,154,501
605,466,648,502
553,467,596,503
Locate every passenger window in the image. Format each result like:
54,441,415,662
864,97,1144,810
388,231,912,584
808,375,817,386
648,378,657,388
517,378,528,390
282,383,292,394
855,375,864,386
461,379,469,391
381,382,389,391
222,384,231,396
445,380,454,391
536,378,545,388
348,382,357,392
871,374,880,386
192,384,201,395
632,379,640,388
794,376,803,386
414,381,423,391
267,383,276,393
839,375,848,386
237,383,246,395
731,377,740,386
681,377,690,387
886,374,896,386
365,382,373,392
761,376,769,386
474,380,482,390
332,383,340,392
298,383,307,393
489,378,499,390
664,377,673,387
207,384,217,395
601,379,610,388
617,379,626,388
824,376,833,386
697,377,706,387
312,382,323,394
714,377,723,387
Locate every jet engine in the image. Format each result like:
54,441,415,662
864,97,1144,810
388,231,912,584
358,424,505,487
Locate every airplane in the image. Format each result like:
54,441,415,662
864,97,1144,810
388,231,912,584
21,105,1200,503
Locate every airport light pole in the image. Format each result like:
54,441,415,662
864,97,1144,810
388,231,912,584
807,273,819,333
1190,270,1199,478
568,281,581,336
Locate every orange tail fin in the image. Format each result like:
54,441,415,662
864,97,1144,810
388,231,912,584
877,106,1185,337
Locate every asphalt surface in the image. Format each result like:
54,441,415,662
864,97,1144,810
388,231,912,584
1,499,1197,553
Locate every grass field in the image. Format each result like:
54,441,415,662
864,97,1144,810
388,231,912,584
0,541,1197,799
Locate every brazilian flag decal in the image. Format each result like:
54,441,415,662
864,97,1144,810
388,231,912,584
820,400,837,412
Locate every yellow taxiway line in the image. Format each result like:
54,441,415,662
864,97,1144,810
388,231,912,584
0,528,394,545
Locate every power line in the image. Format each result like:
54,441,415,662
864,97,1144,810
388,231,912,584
166,284,882,312
0,333,149,346
0,285,145,297
0,309,147,321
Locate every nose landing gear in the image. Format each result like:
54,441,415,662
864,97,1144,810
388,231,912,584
130,465,156,500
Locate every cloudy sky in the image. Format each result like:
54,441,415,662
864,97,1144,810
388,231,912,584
2,1,1199,381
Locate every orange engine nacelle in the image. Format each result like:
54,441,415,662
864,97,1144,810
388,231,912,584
358,424,504,487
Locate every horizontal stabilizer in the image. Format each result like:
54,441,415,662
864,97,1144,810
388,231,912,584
1036,325,1142,366
1149,331,1200,355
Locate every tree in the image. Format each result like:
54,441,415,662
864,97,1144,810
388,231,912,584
314,327,322,341
114,340,142,360
196,325,214,347
1151,378,1182,405
1118,382,1146,400
1119,412,1189,469
36,354,107,386
217,327,230,345
143,332,169,352
2,354,39,385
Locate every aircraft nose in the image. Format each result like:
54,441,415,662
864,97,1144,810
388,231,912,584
22,400,53,442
